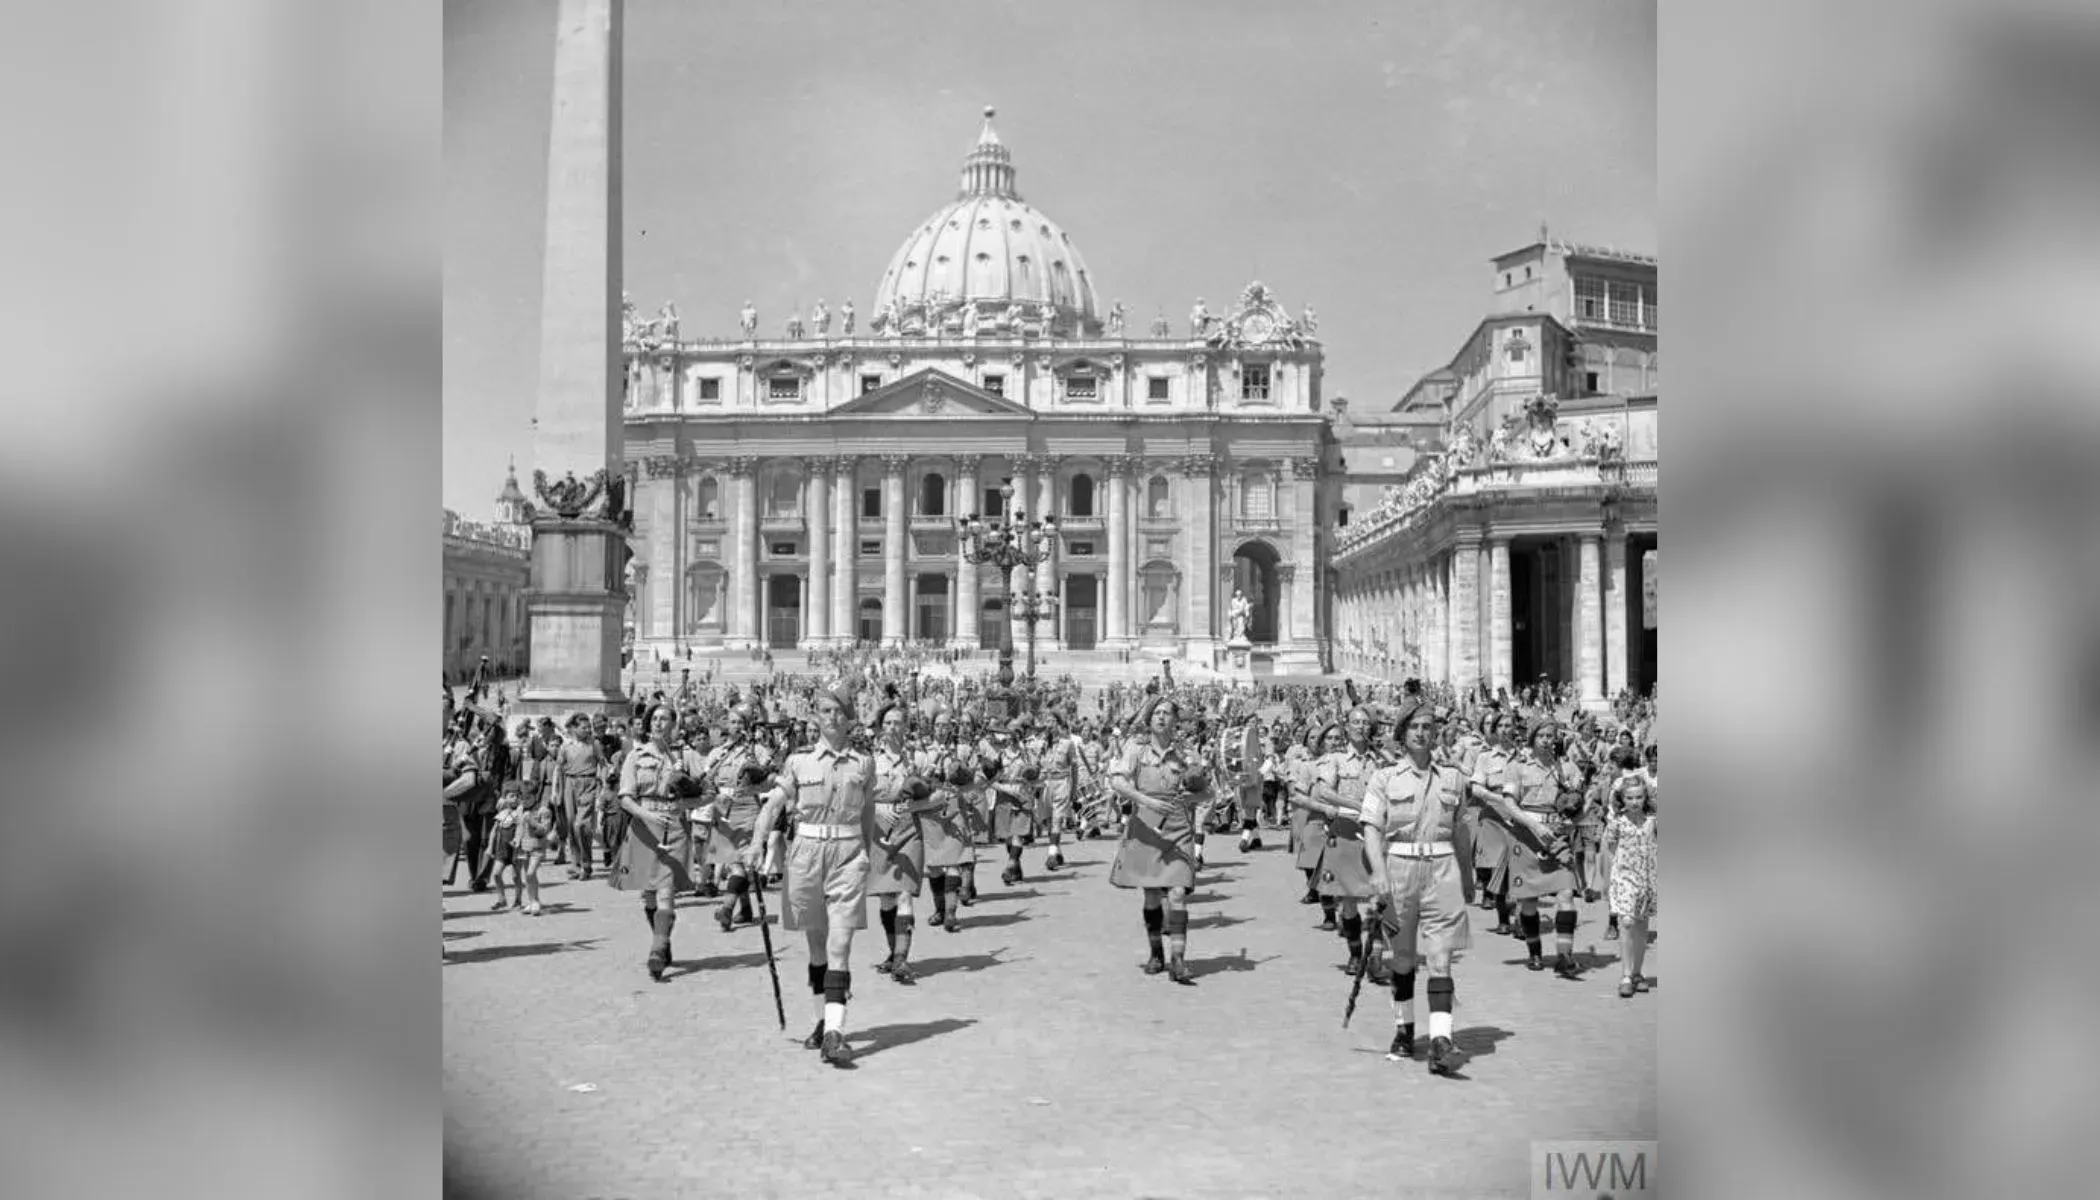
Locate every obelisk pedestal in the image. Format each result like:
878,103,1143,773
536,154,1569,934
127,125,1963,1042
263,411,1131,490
515,0,629,719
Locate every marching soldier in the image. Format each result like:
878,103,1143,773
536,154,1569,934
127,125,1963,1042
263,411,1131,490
700,707,775,923
1363,701,1551,1074
1037,710,1078,869
869,703,939,983
611,703,708,981
990,716,1044,886
554,712,606,881
1107,696,1205,986
1286,728,1328,912
1464,710,1520,936
1310,707,1388,981
744,688,878,1068
1479,718,1588,976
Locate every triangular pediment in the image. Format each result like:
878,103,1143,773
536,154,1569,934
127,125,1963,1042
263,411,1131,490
829,368,1036,418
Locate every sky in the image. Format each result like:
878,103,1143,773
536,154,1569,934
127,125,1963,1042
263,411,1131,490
443,0,1654,516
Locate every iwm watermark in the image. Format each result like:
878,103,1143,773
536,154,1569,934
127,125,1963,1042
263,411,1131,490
1532,1141,1656,1197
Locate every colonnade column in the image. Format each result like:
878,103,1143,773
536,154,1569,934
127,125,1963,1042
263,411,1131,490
1432,553,1450,686
1105,455,1130,645
831,457,856,645
1450,532,1481,692
804,458,831,648
1036,455,1062,651
729,455,759,649
881,455,907,647
1604,522,1629,701
1184,454,1217,652
645,468,675,642
956,455,982,650
1488,534,1513,696
1577,533,1604,705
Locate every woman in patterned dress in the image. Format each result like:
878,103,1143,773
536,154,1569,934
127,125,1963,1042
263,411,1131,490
1107,697,1205,986
1604,771,1658,998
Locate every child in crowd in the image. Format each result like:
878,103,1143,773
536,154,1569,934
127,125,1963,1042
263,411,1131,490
1604,772,1658,998
517,779,557,916
486,782,524,912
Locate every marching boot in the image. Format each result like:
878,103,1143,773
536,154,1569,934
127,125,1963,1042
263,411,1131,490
889,916,917,985
942,877,961,933
716,875,742,934
874,907,897,974
647,906,675,981
961,866,978,906
1428,1036,1456,1076
1318,899,1338,932
1554,952,1582,980
1387,1023,1417,1062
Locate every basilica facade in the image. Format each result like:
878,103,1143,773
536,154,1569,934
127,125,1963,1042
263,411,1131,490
618,111,1332,672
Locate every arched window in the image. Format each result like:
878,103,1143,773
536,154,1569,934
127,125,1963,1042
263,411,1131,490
920,472,946,516
695,476,719,520
1069,473,1095,517
1147,475,1170,517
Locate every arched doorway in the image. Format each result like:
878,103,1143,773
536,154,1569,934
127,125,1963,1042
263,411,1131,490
1229,540,1281,644
857,598,882,645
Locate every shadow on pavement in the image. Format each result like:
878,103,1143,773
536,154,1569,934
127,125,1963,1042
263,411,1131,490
672,951,771,975
442,929,483,942
910,948,1015,978
1452,1025,1517,1066
1187,912,1251,930
443,938,604,966
1185,949,1278,979
952,910,1032,930
852,1017,980,1060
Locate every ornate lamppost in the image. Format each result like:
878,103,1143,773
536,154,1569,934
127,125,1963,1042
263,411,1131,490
957,480,1058,721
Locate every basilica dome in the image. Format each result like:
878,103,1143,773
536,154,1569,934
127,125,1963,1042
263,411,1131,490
870,109,1103,337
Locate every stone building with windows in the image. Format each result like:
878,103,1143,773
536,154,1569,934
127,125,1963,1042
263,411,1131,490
443,464,534,683
619,111,1333,672
1330,231,1658,703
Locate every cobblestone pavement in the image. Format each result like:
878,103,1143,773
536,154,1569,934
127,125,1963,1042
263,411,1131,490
445,832,1655,1199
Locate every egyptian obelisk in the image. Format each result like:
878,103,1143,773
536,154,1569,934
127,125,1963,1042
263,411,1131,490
516,0,629,719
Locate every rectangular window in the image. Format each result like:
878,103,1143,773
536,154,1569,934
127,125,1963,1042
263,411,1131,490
983,487,1003,517
1240,363,1271,401
769,541,797,556
1640,284,1658,331
767,376,800,401
1574,276,1606,322
860,374,881,395
1241,482,1273,519
698,377,721,401
1584,370,1600,395
1608,281,1641,328
982,374,1004,396
1147,376,1170,401
859,539,881,557
1070,541,1095,557
1065,375,1096,400
862,488,880,518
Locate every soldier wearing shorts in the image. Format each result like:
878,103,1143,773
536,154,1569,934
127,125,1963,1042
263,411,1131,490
1037,710,1077,870
746,688,877,1068
1364,701,1547,1074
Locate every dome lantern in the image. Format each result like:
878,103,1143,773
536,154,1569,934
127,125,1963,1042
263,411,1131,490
958,106,1019,201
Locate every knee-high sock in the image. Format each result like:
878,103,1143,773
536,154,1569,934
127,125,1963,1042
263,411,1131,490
1521,910,1543,954
1342,914,1364,961
1554,907,1578,955
807,961,826,1023
1166,909,1189,960
823,969,851,1036
894,915,914,964
1391,970,1417,1025
1142,905,1164,959
641,895,658,931
878,906,897,955
1426,976,1454,1040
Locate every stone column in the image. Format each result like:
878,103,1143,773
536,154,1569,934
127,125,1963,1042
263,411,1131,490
1431,553,1450,686
1605,522,1629,701
805,458,831,647
729,456,759,649
1450,533,1480,691
881,455,908,647
1285,460,1318,658
1576,533,1604,705
516,0,628,718
1183,454,1218,654
1035,455,1062,651
1105,455,1131,645
1488,534,1513,696
831,457,856,644
956,455,982,649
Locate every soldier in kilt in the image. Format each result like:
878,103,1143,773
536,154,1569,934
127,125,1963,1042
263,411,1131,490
699,708,774,925
1310,707,1389,982
1463,710,1520,935
869,703,938,983
1289,725,1342,923
611,703,708,981
1107,697,1205,986
989,716,1044,886
1479,717,1587,977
